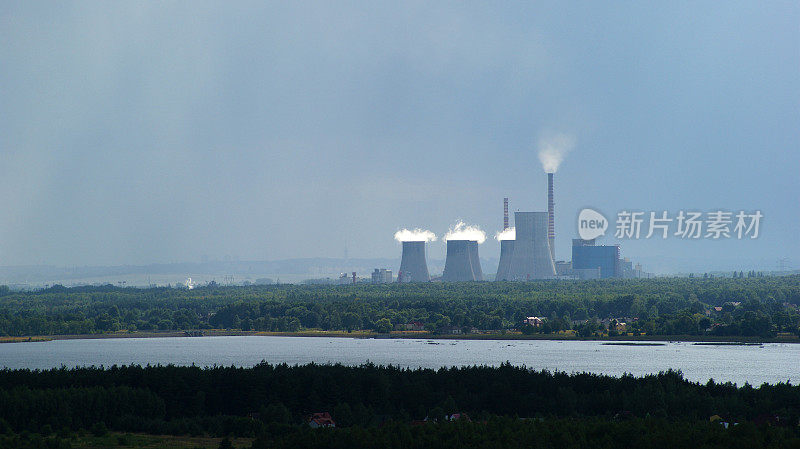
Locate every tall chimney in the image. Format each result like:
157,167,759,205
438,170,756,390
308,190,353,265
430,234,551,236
503,197,509,230
547,173,555,262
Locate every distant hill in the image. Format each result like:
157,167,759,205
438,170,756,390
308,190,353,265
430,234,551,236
0,257,496,288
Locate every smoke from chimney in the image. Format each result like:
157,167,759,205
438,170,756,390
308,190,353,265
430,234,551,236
444,220,486,244
394,228,437,242
494,227,516,241
537,132,575,173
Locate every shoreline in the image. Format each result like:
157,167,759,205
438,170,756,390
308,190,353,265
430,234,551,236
3,330,797,344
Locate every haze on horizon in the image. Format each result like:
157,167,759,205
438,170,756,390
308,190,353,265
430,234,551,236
1,1,798,274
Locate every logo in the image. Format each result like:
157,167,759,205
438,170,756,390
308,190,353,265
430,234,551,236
578,208,608,240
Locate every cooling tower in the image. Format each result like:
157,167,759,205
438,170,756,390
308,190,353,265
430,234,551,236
398,241,430,282
495,239,514,281
547,173,555,262
510,212,556,279
442,240,478,282
467,240,483,281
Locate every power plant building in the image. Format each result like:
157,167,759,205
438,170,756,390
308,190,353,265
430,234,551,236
572,239,620,279
371,268,393,284
398,241,430,282
495,239,515,281
547,173,555,262
467,241,483,281
442,240,482,282
509,211,556,279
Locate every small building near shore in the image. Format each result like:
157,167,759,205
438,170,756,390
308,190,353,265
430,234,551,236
308,412,335,428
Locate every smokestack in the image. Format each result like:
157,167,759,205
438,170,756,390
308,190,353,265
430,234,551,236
495,239,514,281
547,173,555,262
442,240,479,282
398,241,430,282
503,197,509,230
510,211,556,279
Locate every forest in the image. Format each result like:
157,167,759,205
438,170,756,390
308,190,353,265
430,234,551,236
0,276,798,339
0,363,798,448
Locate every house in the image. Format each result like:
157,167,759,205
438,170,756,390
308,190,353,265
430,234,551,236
523,317,544,327
397,321,426,331
308,412,336,428
439,326,462,335
710,414,738,429
446,413,471,422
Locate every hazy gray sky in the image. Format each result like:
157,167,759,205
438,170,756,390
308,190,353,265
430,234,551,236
1,1,798,272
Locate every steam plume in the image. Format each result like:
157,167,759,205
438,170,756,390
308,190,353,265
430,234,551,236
495,227,516,241
537,132,575,173
444,220,486,244
394,228,437,242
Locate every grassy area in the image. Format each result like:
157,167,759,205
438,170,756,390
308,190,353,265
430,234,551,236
12,328,796,344
0,335,51,343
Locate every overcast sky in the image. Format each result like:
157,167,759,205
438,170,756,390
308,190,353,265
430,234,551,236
1,1,798,272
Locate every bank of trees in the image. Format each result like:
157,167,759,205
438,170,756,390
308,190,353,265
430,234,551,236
0,363,798,447
257,418,800,449
0,276,798,338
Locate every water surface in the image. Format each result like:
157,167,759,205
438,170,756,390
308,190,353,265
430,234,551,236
0,336,796,385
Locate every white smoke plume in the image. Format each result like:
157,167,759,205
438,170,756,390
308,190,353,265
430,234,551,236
495,227,516,241
537,132,575,173
444,220,486,244
394,228,437,242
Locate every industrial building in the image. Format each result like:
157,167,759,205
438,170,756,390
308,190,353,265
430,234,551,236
571,238,620,279
371,268,393,284
442,240,482,281
467,241,483,281
547,173,555,262
387,168,649,282
495,239,514,281
509,211,556,279
398,240,430,282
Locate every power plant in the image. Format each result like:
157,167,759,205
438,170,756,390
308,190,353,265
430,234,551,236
385,138,646,282
509,211,556,279
495,239,514,281
398,240,430,282
503,197,509,230
547,172,555,262
442,240,482,282
467,240,483,281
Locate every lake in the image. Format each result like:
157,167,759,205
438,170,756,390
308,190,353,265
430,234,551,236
0,336,797,386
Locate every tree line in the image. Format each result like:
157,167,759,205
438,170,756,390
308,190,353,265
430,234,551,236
0,363,798,448
0,276,798,338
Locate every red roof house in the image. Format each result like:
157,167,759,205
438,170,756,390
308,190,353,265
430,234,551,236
308,412,336,428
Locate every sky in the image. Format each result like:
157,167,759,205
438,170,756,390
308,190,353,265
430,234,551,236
1,1,798,273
